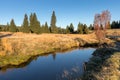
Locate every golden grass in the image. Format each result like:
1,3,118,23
106,29,120,36
0,32,99,55
0,31,114,67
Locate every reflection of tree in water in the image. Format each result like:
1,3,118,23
52,53,56,60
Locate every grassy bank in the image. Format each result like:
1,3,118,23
0,32,103,68
83,48,120,80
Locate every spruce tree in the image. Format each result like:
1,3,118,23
44,22,50,33
9,19,17,32
50,11,58,33
69,23,74,33
89,24,94,30
83,24,89,34
22,14,30,33
30,13,34,33
40,24,44,33
30,13,41,34
66,25,70,34
77,22,83,34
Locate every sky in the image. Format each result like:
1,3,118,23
0,0,120,29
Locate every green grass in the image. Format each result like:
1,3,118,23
0,55,31,67
0,44,78,68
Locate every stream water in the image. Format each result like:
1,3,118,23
0,48,96,80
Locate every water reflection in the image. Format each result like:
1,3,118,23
52,53,56,60
0,48,96,80
0,47,78,71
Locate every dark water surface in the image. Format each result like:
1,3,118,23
0,48,95,80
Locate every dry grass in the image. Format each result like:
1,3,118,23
0,32,99,55
106,29,120,36
0,32,99,67
0,31,114,67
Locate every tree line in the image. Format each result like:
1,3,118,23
88,20,120,30
0,11,119,34
0,11,89,34
111,21,120,29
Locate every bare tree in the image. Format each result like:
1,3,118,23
101,10,111,30
94,10,111,44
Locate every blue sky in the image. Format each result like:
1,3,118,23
0,0,120,29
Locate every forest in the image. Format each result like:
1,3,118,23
0,11,119,34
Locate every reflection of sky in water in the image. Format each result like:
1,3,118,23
0,48,95,80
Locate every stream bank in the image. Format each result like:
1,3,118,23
82,42,120,80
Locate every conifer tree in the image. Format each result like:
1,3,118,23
66,25,70,34
69,23,74,33
84,25,89,34
40,24,44,33
89,24,94,30
30,13,41,34
9,19,17,32
111,21,120,29
21,14,30,33
44,22,50,33
40,22,50,33
77,22,83,34
50,11,58,33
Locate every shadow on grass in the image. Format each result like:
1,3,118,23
0,34,12,38
82,46,120,80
